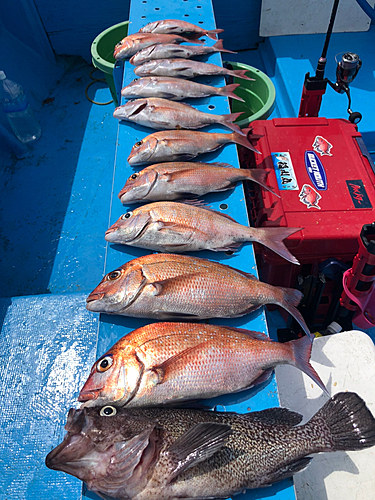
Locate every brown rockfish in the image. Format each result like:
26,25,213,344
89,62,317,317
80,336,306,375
127,129,260,166
113,98,245,134
85,253,313,340
129,40,235,66
134,58,255,80
46,392,375,500
104,201,300,264
114,33,204,60
118,161,278,204
139,19,224,40
78,322,327,408
121,77,244,102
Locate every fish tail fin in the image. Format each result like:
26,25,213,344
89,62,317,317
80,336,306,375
206,28,225,40
186,34,206,44
228,69,255,81
242,168,280,197
229,131,261,154
220,112,246,135
290,336,328,394
307,392,375,452
212,39,236,54
254,227,302,265
277,285,314,341
219,83,244,102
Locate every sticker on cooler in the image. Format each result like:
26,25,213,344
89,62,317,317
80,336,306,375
271,152,299,191
346,180,373,209
304,151,327,190
299,184,322,210
312,135,333,156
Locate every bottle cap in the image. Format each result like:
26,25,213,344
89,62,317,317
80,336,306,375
0,71,6,80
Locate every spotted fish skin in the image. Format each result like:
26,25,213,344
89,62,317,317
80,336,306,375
46,393,375,500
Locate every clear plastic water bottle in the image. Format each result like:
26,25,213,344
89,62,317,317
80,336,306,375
0,70,42,144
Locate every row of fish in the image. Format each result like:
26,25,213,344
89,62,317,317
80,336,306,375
46,18,375,500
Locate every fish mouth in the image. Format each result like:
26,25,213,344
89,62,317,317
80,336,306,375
86,292,105,304
78,389,99,403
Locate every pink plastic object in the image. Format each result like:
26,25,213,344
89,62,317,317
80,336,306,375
342,268,375,329
340,222,375,329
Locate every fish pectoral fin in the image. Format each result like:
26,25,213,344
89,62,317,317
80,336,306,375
151,273,203,297
107,426,156,480
166,422,232,482
243,407,303,427
152,341,213,385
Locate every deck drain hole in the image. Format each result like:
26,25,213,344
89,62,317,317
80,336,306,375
219,203,228,210
198,20,204,24
208,104,215,110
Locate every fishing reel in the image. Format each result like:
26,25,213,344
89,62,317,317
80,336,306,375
327,52,362,124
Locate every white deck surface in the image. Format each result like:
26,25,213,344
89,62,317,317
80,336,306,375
275,330,375,500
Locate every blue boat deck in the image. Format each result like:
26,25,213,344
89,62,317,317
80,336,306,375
1,0,375,497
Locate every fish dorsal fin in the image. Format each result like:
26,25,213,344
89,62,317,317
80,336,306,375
221,326,271,342
176,200,239,223
167,422,231,482
244,407,303,427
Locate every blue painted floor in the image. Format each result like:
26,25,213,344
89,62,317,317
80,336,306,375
1,21,375,499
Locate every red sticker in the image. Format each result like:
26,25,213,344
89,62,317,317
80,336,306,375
299,184,322,210
312,135,333,156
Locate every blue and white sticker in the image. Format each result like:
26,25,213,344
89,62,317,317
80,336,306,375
305,151,327,190
271,152,299,191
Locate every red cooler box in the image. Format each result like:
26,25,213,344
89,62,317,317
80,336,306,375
243,117,375,290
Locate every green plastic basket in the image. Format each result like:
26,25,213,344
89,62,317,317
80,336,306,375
224,61,276,126
91,21,129,105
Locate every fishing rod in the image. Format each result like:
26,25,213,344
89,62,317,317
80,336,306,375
298,0,362,123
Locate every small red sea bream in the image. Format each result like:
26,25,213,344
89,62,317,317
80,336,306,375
129,40,235,65
78,322,327,408
113,33,205,60
133,58,255,80
104,201,300,264
127,129,260,165
138,19,224,40
121,76,244,102
85,253,313,340
118,161,278,204
46,393,375,499
113,97,244,134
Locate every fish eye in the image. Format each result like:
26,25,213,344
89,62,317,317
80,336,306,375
100,406,117,417
97,355,113,373
133,78,139,81
130,173,138,180
134,141,143,148
121,212,133,219
107,270,122,281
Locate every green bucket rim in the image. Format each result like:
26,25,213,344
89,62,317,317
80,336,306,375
223,61,276,126
91,20,129,74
